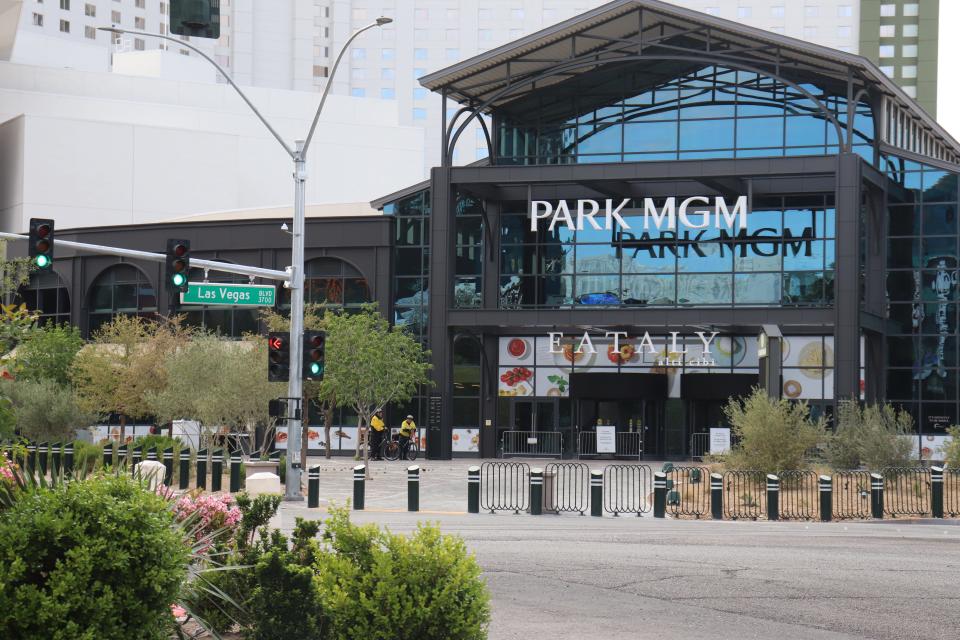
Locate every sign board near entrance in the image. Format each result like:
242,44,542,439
596,425,617,453
709,428,731,454
181,283,276,306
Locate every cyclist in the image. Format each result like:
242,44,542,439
398,415,417,460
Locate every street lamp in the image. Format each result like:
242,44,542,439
99,17,392,499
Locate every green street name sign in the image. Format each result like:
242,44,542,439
180,283,276,307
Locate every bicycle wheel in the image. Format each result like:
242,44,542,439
381,440,400,461
405,442,419,461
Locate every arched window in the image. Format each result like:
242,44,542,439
280,258,372,311
18,270,70,326
180,267,259,337
87,264,157,335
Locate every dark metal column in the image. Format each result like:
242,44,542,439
834,153,863,400
428,167,454,459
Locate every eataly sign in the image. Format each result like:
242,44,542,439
547,330,720,366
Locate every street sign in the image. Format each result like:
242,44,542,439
180,282,276,306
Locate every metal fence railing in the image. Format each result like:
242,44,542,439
882,467,931,517
832,470,872,520
480,461,530,514
500,431,564,458
666,466,710,518
577,431,642,460
603,464,653,516
689,433,710,460
946,469,960,517
544,462,590,514
778,470,818,520
722,470,766,520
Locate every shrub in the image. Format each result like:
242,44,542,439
72,440,102,475
2,378,90,442
942,426,960,469
172,492,242,549
722,388,825,472
825,399,915,471
316,507,490,640
0,474,189,640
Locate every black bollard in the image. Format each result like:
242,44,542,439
196,448,208,490
307,465,320,508
590,469,603,517
131,446,142,477
147,446,157,462
64,443,74,475
408,465,420,512
870,472,884,519
229,451,242,493
653,471,667,518
931,466,944,519
117,444,128,474
353,464,366,510
711,472,723,520
179,449,191,490
26,442,36,476
530,468,543,516
102,442,113,469
38,442,48,476
51,443,62,477
467,465,480,514
766,474,780,521
819,475,833,522
211,449,223,492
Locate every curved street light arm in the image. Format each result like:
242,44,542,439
98,26,296,158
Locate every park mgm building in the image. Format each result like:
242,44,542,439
13,0,960,459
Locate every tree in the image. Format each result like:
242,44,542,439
2,378,91,441
0,304,38,357
825,399,915,470
13,324,83,386
319,306,431,465
146,333,284,454
71,315,189,437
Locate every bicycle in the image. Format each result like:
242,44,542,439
381,432,419,461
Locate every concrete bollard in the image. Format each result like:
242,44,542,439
590,469,603,517
196,448,208,490
467,466,480,514
211,449,223,492
710,473,723,520
408,465,420,512
819,475,832,522
530,468,543,516
307,465,320,508
38,442,48,476
162,448,174,487
353,464,366,510
931,466,944,519
64,443,74,475
179,449,191,490
766,474,780,521
870,472,884,519
229,451,242,493
131,446,142,477
653,471,667,518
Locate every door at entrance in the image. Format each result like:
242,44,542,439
509,399,557,432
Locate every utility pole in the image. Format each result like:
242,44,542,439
98,17,392,499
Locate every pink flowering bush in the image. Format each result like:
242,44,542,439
0,455,15,484
172,493,242,548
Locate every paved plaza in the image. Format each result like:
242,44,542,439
276,458,960,640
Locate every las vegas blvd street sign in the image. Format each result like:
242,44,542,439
180,283,276,307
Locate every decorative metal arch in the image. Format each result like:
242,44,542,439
443,53,855,166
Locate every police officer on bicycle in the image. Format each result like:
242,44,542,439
399,415,417,460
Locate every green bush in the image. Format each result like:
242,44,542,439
826,399,915,471
72,440,102,475
0,474,189,640
316,507,490,640
721,388,825,473
942,426,960,469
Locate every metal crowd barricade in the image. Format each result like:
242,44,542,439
689,433,710,460
946,469,960,517
480,461,530,514
665,466,710,518
722,470,766,520
500,431,563,458
602,464,652,516
832,470,871,519
882,467,931,517
543,462,590,514
777,470,818,520
577,431,642,460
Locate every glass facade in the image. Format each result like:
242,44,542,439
498,195,836,308
87,264,157,335
278,257,372,312
386,189,431,345
885,156,960,432
496,65,874,166
454,193,484,308
19,270,70,326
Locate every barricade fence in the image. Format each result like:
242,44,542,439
603,464,653,516
577,431,643,460
500,431,563,458
882,467,931,517
665,466,710,518
690,433,710,460
778,470,818,520
544,462,590,514
722,470,767,520
832,470,872,519
946,469,960,517
480,461,530,513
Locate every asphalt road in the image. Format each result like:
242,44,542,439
280,461,960,640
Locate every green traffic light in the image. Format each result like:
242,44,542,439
34,254,51,268
310,362,322,375
171,273,187,287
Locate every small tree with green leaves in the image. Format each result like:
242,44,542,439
2,378,91,441
319,306,431,464
826,399,915,470
943,426,960,469
722,388,825,472
13,323,83,386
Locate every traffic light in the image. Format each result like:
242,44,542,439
28,218,54,270
303,330,326,381
165,239,190,292
170,0,220,38
268,332,290,382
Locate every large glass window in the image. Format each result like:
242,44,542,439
454,193,483,308
496,65,874,166
498,195,835,308
385,190,430,345
453,335,482,429
87,264,157,335
19,270,70,326
279,258,372,312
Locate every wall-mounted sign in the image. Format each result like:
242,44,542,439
596,425,617,453
546,330,719,367
709,428,731,454
530,196,748,232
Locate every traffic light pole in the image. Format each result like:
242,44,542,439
97,19,390,500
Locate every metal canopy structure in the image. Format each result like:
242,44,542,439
420,0,960,167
